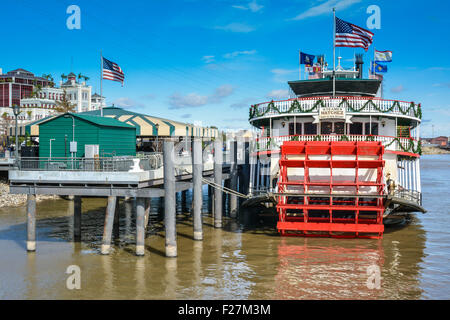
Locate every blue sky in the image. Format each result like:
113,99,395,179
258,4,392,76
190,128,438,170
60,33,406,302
1,0,449,136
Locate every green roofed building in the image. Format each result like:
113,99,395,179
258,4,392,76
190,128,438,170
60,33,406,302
38,113,136,158
22,106,219,139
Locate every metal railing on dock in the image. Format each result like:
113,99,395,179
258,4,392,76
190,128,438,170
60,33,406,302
16,154,163,172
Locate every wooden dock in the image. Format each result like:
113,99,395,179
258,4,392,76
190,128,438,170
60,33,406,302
8,139,250,256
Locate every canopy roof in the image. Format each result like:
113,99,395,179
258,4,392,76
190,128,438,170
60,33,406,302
288,78,381,97
23,106,216,138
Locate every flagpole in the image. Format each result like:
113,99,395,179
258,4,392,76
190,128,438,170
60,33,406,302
299,50,302,80
332,7,336,97
100,50,103,117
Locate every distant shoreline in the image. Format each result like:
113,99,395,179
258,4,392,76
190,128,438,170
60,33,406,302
422,146,450,155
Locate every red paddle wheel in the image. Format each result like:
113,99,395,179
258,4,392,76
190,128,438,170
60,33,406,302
276,141,386,239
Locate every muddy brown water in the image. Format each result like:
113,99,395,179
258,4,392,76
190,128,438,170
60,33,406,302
0,154,449,299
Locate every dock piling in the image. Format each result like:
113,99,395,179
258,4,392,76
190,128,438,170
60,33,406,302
136,197,145,256
214,139,223,228
230,141,238,218
74,196,82,242
101,196,117,255
27,194,36,252
192,138,203,241
164,141,177,257
144,198,150,230
114,197,120,241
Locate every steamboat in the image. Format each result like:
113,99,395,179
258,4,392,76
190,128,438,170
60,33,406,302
246,54,425,239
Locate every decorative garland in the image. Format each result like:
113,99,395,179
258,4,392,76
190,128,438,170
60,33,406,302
258,135,422,155
249,98,422,120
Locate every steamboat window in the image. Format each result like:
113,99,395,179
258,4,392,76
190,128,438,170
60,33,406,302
304,122,317,135
321,122,333,135
334,122,345,134
365,122,379,135
350,122,363,135
289,123,302,135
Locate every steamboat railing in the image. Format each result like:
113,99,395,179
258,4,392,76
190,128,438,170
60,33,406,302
249,96,422,120
254,134,421,155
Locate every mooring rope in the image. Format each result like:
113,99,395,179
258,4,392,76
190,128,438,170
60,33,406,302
178,167,250,199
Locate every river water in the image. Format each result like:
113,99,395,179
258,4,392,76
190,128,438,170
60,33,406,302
0,154,449,300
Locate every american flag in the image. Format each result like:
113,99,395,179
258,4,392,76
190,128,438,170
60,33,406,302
335,17,374,51
102,57,124,84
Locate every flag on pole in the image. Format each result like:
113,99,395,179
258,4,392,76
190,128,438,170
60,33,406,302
374,50,392,62
371,61,387,73
102,57,124,85
300,52,315,65
335,17,374,51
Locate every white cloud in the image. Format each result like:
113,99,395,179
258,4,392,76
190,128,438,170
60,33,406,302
169,93,209,109
113,97,145,109
290,0,362,21
169,85,235,109
433,82,450,88
214,23,255,33
390,85,405,93
232,1,264,13
267,89,289,100
223,50,257,59
202,55,215,63
230,98,253,109
271,68,297,82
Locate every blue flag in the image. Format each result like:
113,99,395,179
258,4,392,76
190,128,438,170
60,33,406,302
300,52,315,66
371,61,387,73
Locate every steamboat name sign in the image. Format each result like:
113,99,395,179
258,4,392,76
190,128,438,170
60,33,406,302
319,106,346,119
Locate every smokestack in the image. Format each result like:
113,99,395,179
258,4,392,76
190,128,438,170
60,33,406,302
355,54,364,79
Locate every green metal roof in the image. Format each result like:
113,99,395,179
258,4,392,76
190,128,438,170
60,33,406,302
39,113,135,129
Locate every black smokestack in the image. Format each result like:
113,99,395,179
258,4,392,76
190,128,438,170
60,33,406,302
355,54,364,78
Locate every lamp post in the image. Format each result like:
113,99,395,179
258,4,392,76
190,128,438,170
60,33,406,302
12,105,21,160
155,123,160,152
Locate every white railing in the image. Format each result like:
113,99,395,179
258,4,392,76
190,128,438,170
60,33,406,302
254,134,420,154
250,96,421,120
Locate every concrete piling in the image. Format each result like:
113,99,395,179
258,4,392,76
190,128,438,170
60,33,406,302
144,198,151,230
192,138,203,241
74,196,82,242
101,196,117,255
136,197,145,256
214,139,223,228
27,194,36,252
164,141,177,257
113,197,120,241
230,141,238,218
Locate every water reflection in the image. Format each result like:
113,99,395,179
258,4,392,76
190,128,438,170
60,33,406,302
0,156,446,299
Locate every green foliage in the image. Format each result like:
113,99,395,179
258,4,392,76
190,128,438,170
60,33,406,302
249,98,423,120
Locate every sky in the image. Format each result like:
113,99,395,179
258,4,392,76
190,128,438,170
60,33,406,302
1,0,449,137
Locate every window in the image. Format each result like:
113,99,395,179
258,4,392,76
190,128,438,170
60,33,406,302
350,122,363,135
304,122,317,135
321,122,333,134
288,123,302,135
365,122,379,135
334,122,345,134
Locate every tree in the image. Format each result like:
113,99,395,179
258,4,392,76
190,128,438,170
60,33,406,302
61,74,68,81
32,83,42,98
0,112,13,138
78,73,89,82
55,89,76,113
